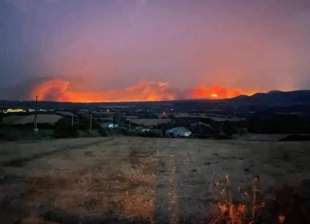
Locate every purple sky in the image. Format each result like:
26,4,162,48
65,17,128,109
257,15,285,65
1,0,310,100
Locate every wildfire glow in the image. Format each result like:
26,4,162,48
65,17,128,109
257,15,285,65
31,79,177,102
190,85,253,100
210,93,219,98
31,79,255,102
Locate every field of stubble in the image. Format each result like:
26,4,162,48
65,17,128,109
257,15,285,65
0,137,310,224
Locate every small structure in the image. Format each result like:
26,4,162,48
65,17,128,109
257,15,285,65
100,122,119,129
3,108,26,113
166,127,192,138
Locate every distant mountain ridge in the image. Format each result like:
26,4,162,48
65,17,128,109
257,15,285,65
229,90,310,106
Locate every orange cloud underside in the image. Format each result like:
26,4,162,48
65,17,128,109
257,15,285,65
31,79,254,102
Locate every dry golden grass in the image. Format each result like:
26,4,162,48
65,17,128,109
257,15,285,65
0,136,310,223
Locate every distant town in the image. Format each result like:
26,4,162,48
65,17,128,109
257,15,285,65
1,90,310,141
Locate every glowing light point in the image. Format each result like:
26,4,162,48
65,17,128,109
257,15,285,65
210,93,219,98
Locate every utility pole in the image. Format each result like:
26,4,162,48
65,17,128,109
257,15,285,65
71,114,74,129
89,112,93,131
33,96,39,132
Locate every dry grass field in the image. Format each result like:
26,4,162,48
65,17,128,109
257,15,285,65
0,137,310,223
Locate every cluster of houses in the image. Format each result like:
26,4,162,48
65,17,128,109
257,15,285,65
0,106,246,139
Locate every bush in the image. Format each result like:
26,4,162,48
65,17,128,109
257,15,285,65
54,118,79,138
98,127,108,137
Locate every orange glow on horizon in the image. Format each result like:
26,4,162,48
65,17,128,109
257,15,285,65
31,79,255,102
31,79,177,102
210,93,219,98
190,85,254,99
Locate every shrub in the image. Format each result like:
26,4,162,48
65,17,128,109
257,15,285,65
54,118,79,138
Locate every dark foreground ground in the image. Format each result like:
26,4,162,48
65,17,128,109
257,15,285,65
0,136,310,224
